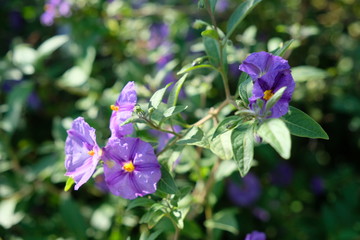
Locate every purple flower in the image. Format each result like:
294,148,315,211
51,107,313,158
227,173,262,207
239,52,295,119
216,0,230,12
252,207,270,222
40,0,72,26
310,176,325,195
40,11,56,26
109,81,137,138
65,117,102,190
245,231,266,240
148,23,170,49
239,51,290,80
270,162,293,187
103,137,161,199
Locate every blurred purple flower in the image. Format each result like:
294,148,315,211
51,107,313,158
27,92,42,110
245,231,266,240
239,52,295,119
40,11,56,26
109,81,137,138
227,173,262,207
103,137,161,199
40,0,72,26
2,80,42,110
270,162,293,187
252,207,270,222
310,176,325,195
216,0,230,12
65,117,102,190
9,11,25,30
148,23,170,50
229,62,241,80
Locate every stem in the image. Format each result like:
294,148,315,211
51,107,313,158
141,117,182,137
205,0,231,100
192,99,230,126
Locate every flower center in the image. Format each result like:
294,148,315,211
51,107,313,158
88,150,95,156
123,162,135,172
110,105,119,111
263,90,274,101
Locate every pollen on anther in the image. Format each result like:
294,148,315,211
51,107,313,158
110,105,120,111
123,162,135,173
88,150,95,156
263,90,274,101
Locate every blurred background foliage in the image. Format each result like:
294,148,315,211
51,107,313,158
0,0,360,239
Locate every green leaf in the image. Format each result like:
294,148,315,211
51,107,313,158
264,86,286,114
257,118,291,159
126,198,156,211
210,130,233,160
226,0,262,38
282,106,329,139
37,35,69,60
60,194,87,239
12,44,37,75
178,127,204,145
149,83,172,109
209,0,218,13
215,160,238,181
203,36,220,66
204,208,239,235
231,125,255,177
291,66,328,82
212,116,242,140
1,81,34,134
157,166,178,195
64,177,75,192
201,29,218,39
120,116,147,126
177,64,216,75
238,73,252,105
168,73,188,106
163,105,188,118
140,209,165,229
271,39,294,57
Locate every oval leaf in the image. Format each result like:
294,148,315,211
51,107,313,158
257,118,291,159
282,106,329,139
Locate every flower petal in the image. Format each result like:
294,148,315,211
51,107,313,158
64,117,100,190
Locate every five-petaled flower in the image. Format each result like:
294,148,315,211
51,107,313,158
65,117,102,190
239,51,295,118
109,81,137,138
103,137,161,199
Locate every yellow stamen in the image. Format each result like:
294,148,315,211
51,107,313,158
123,162,135,173
88,150,95,156
110,105,119,111
263,90,274,101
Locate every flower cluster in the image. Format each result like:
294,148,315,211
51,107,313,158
239,51,295,119
40,0,71,26
64,82,161,199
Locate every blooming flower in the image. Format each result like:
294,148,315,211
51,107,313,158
109,81,137,138
65,117,102,190
103,137,161,199
239,51,290,80
239,52,295,118
227,173,262,207
245,231,266,240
